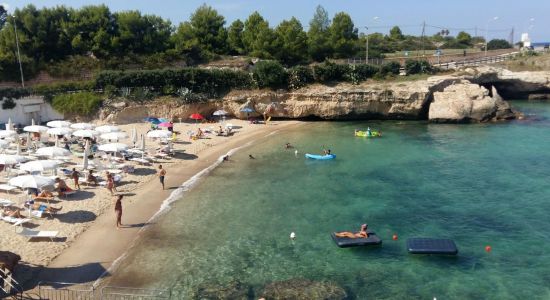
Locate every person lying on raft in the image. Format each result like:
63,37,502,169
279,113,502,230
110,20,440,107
335,224,368,238
323,149,332,155
24,203,63,214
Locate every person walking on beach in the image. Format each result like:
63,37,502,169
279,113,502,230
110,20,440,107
71,168,81,190
114,195,123,229
158,165,167,190
106,172,116,195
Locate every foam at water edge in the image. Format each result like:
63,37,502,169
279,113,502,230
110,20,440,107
93,140,256,288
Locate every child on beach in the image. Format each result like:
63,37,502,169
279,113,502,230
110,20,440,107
158,165,167,190
71,168,81,190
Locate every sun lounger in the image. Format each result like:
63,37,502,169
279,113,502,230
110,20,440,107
2,216,31,226
16,226,58,241
0,199,14,207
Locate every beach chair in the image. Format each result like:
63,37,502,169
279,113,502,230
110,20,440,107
1,216,31,226
15,226,58,241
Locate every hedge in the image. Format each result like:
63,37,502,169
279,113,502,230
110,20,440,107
51,92,102,115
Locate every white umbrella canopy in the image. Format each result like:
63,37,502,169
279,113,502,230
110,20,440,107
23,125,49,133
35,146,71,157
100,132,128,141
20,160,59,172
95,125,120,133
213,110,229,116
131,127,137,145
70,123,94,130
0,140,9,149
73,129,100,138
47,120,72,128
6,117,12,131
0,130,17,138
47,127,72,136
9,175,55,189
98,143,128,153
0,154,27,165
146,130,172,139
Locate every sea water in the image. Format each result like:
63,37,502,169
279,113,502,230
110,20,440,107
106,101,550,299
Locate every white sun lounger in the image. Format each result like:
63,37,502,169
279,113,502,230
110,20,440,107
16,227,58,241
2,216,31,226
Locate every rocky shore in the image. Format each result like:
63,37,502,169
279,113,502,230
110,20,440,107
98,66,550,124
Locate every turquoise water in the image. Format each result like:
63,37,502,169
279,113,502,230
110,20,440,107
108,101,550,299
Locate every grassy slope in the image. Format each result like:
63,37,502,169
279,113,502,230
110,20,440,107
495,52,550,71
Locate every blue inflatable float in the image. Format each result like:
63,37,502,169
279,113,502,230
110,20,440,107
305,153,336,160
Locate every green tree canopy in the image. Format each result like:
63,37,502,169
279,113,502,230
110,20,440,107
307,5,332,62
456,31,472,46
228,19,245,55
389,26,404,40
0,5,7,29
112,11,172,55
329,12,358,58
183,5,227,56
242,11,275,58
273,17,308,65
487,39,512,50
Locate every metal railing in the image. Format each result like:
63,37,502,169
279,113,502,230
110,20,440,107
100,286,171,300
0,267,23,299
38,281,95,300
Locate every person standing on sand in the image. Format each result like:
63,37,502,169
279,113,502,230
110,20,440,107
114,195,123,229
158,165,167,190
71,168,81,190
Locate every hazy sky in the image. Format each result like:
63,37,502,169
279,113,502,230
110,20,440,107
2,0,548,41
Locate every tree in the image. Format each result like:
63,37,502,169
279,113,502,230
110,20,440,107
0,5,7,29
389,26,404,40
181,4,227,56
273,17,308,65
329,12,358,58
242,12,275,58
172,22,205,63
112,11,172,55
228,19,245,55
487,39,512,50
456,31,472,46
307,5,332,62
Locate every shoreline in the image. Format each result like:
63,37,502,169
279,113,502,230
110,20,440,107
30,120,304,287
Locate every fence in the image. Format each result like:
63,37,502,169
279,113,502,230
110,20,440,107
37,282,172,299
0,267,23,299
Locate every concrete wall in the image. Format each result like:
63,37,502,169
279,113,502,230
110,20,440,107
0,96,64,127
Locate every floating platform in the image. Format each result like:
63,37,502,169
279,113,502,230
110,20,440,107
406,238,458,255
331,230,382,248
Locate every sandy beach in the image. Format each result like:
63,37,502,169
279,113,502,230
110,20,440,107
0,118,302,287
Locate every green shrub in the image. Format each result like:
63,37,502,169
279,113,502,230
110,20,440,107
45,56,100,78
405,60,432,75
313,61,349,83
0,87,32,100
52,92,102,115
380,61,401,75
252,60,288,89
288,66,314,90
350,64,380,83
1,99,16,109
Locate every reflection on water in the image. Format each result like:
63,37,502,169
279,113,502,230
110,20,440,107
107,101,550,299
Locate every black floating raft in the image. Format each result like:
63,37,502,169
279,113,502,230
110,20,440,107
331,230,382,248
406,238,458,255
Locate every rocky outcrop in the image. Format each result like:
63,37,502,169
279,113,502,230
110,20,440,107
260,279,346,300
429,82,515,122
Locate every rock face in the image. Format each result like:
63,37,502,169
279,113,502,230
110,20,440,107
429,82,516,122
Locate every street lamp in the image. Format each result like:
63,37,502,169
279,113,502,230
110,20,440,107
485,16,499,57
365,16,379,64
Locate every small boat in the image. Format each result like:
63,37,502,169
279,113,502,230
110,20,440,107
305,153,336,160
355,130,381,138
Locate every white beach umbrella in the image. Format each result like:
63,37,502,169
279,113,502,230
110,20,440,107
35,146,71,157
47,120,72,128
0,140,9,149
95,125,120,133
23,125,49,133
6,117,12,131
73,129,100,138
0,130,17,138
82,140,90,170
98,143,128,153
140,134,146,152
20,160,59,172
9,175,55,189
100,132,128,141
131,127,137,146
31,119,35,126
0,154,27,165
70,123,94,130
47,127,72,136
213,109,229,116
146,130,172,139
16,142,21,155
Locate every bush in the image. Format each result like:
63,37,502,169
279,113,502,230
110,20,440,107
405,60,432,75
45,56,100,78
350,64,380,83
380,61,401,76
1,99,16,109
288,66,314,90
313,61,349,83
52,92,102,115
252,60,288,89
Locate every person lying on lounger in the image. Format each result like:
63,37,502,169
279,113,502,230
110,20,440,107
24,203,63,214
33,190,55,201
335,224,368,238
2,207,25,218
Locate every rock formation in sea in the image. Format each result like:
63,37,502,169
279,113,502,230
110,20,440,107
260,278,347,300
100,66,550,124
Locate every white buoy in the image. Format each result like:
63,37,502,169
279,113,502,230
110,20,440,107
290,232,296,240
294,149,298,157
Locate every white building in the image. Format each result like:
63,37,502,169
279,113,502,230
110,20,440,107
1,96,64,127
521,33,531,48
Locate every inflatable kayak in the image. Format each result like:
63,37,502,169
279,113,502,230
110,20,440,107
305,153,336,160
355,130,381,138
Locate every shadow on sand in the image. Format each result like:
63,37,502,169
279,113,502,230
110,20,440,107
55,210,97,224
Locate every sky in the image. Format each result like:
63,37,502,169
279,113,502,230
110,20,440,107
2,0,548,42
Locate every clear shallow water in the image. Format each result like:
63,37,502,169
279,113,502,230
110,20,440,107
108,101,550,299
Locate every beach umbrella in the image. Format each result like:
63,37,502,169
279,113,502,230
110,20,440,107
9,175,55,189
26,133,31,149
16,142,21,155
100,132,128,141
6,117,12,131
47,120,71,128
23,125,49,133
157,122,173,128
35,146,71,158
82,140,90,170
0,130,17,138
131,127,137,146
240,107,254,119
144,117,159,123
71,123,94,130
190,113,204,121
0,140,9,149
20,160,59,172
47,127,72,136
0,154,27,165
140,134,146,152
158,118,169,123
147,130,172,139
73,129,99,138
31,119,35,126
213,110,228,116
95,125,120,133
98,143,128,153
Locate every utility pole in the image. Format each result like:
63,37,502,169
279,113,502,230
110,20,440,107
365,26,369,64
12,16,25,88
